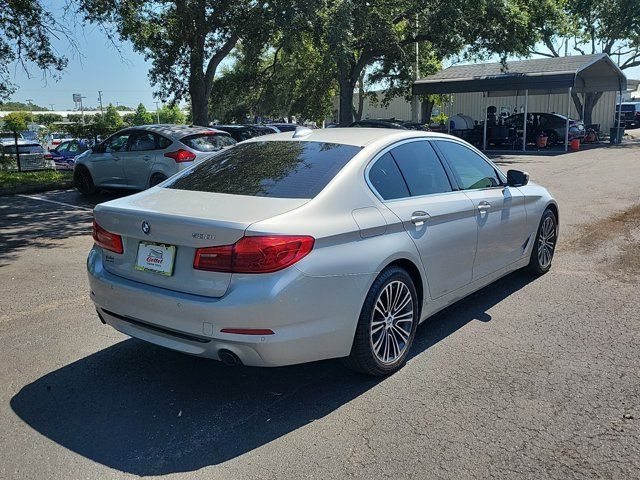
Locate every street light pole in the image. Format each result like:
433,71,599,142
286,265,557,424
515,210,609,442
98,91,104,116
49,104,55,112
26,99,33,112
154,101,161,123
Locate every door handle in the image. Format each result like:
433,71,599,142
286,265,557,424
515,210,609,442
143,155,151,161
477,201,491,212
410,211,430,226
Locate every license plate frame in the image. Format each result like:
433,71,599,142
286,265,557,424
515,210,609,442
134,241,177,276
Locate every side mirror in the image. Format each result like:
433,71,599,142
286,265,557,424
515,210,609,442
507,169,529,187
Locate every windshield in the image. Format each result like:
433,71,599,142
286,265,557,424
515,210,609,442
165,140,362,199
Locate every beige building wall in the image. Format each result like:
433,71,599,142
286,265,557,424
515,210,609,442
334,90,619,130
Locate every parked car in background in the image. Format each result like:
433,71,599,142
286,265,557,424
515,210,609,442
266,123,299,132
504,113,586,145
0,139,49,170
1,131,23,142
45,139,91,170
46,132,74,151
350,119,409,130
88,128,558,375
214,124,278,142
73,124,236,194
349,119,427,130
616,102,640,127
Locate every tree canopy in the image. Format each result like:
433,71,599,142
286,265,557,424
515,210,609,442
0,1,69,100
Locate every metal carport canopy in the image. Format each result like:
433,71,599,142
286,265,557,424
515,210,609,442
412,53,627,96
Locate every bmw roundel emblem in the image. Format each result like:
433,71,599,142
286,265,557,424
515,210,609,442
141,221,151,235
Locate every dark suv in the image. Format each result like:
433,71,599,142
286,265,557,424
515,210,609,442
616,103,640,128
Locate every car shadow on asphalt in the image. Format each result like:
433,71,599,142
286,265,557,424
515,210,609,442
10,270,535,476
0,189,131,266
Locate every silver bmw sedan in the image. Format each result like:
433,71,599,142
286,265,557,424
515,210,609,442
88,128,558,375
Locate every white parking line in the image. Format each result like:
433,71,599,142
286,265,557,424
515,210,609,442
16,194,93,212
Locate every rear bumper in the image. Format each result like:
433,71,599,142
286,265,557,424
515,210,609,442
87,247,371,367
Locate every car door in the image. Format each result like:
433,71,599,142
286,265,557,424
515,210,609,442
434,139,528,280
123,131,158,188
90,131,130,186
369,140,478,299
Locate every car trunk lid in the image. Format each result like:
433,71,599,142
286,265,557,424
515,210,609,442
93,188,308,297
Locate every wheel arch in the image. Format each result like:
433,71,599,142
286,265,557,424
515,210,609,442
545,201,559,226
382,258,425,319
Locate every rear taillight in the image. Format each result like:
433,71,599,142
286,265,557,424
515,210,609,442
92,220,123,254
164,149,196,163
44,153,53,160
194,235,314,273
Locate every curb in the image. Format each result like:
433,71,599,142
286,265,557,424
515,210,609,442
0,180,75,196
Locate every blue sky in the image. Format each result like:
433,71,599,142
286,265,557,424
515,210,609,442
6,3,640,111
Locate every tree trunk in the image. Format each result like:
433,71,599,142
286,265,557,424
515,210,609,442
420,98,434,124
14,131,21,173
338,70,355,126
571,91,604,127
190,77,209,126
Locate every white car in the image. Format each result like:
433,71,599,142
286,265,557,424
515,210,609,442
88,128,558,375
73,124,236,194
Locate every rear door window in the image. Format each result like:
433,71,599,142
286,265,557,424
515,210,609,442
166,141,361,198
389,141,452,196
181,133,236,152
368,152,410,200
129,132,157,151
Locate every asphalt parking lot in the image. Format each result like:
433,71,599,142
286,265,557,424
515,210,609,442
1,142,639,479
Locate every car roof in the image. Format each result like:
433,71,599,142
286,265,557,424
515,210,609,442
129,124,227,140
242,127,457,147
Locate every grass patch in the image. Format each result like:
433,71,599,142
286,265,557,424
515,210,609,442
0,170,74,194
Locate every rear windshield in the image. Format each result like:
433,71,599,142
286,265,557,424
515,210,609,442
166,141,362,198
2,144,45,154
181,133,237,152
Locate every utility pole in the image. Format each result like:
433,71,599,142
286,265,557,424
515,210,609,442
154,101,161,123
49,104,55,111
26,99,34,112
98,91,104,115
80,96,86,125
410,14,420,123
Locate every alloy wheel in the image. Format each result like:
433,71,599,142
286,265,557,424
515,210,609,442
370,280,414,365
537,216,556,269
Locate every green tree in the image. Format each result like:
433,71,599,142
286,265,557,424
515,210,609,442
2,112,32,172
0,2,69,100
102,103,123,129
131,103,153,125
0,100,48,111
318,0,540,125
35,113,64,126
528,0,640,125
158,104,186,124
78,0,308,126
209,36,336,124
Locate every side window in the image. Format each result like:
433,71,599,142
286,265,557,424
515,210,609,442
67,142,79,153
389,141,452,196
436,141,501,190
104,132,131,153
56,142,69,153
368,152,410,200
129,132,157,152
157,135,172,149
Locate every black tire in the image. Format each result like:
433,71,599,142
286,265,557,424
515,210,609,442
528,209,558,275
342,266,419,376
149,173,167,188
546,130,559,146
74,166,96,195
